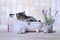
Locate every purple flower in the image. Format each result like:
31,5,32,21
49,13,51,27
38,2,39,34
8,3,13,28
46,10,47,13
42,9,47,15
55,10,58,16
49,8,51,11
42,9,45,14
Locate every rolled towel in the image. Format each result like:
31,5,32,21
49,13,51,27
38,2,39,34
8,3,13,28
13,20,27,34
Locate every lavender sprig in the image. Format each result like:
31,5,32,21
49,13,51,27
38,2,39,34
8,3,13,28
42,9,47,15
55,10,58,16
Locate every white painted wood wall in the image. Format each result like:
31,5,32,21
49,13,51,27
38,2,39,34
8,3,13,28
0,0,60,32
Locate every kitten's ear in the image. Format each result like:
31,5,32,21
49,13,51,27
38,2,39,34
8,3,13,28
24,11,25,13
23,11,25,14
23,11,26,15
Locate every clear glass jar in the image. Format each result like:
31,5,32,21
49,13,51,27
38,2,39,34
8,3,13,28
8,14,15,32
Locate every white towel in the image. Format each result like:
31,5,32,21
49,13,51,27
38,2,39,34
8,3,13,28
13,20,27,33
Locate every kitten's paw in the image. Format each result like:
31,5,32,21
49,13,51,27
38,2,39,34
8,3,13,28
36,29,39,33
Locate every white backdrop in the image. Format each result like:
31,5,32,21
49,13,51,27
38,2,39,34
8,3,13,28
0,0,60,32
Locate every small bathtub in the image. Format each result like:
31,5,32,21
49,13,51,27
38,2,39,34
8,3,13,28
26,22,43,31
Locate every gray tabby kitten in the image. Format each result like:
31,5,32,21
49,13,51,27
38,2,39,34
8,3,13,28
16,11,37,22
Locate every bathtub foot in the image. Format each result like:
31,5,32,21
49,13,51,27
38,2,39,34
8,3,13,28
36,29,39,33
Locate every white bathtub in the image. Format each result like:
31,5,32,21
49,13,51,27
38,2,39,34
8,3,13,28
9,20,43,33
26,22,42,32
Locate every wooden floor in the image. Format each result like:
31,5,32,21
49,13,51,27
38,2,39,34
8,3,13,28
0,32,60,40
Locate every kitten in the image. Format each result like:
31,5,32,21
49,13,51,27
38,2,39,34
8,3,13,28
16,11,37,22
15,11,42,33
